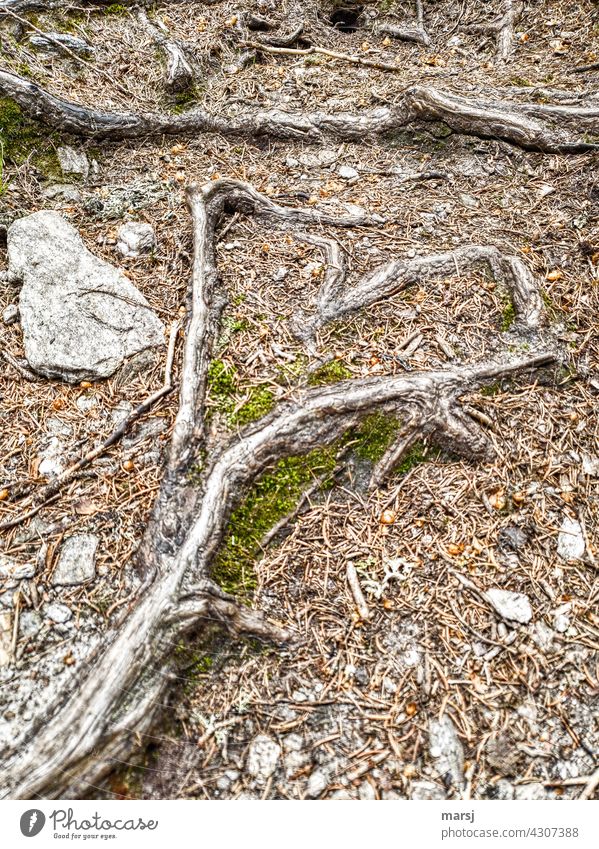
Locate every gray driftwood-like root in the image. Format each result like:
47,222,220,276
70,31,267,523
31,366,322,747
137,9,195,94
470,0,524,61
1,68,598,152
376,0,430,47
0,178,559,799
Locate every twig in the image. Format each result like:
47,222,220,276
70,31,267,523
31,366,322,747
346,562,370,620
244,40,405,73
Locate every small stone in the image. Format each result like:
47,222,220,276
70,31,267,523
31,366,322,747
515,783,549,800
338,165,359,180
2,304,18,325
52,534,98,586
19,610,43,639
246,734,281,783
557,516,585,561
318,149,339,166
57,146,90,180
498,525,528,551
0,556,35,582
484,589,533,624
358,780,376,800
45,603,72,624
38,437,66,479
273,267,289,282
116,222,156,258
330,789,354,799
42,183,83,203
411,780,446,800
459,193,479,209
429,715,465,789
306,768,329,798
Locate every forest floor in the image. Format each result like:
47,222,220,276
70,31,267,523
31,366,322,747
0,0,598,800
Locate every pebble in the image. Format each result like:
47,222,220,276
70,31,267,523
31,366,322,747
245,734,281,783
52,534,98,586
45,603,72,624
557,516,585,561
116,222,156,258
2,304,19,325
0,556,35,582
484,588,533,624
57,145,90,180
429,715,464,789
306,768,329,798
338,165,358,180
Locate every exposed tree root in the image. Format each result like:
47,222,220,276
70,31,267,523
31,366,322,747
376,0,430,47
0,177,560,799
137,9,195,94
470,0,523,61
1,69,598,152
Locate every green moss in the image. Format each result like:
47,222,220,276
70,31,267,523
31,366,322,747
308,359,352,386
213,448,337,595
104,3,128,15
500,298,516,331
354,413,402,463
0,97,60,176
207,359,275,427
480,381,501,397
207,358,237,399
231,386,275,426
170,84,202,113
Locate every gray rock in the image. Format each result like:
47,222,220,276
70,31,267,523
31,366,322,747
358,780,376,800
0,556,35,583
42,184,83,203
0,612,11,667
38,436,66,478
411,780,446,800
45,603,72,624
514,783,549,800
2,304,18,325
429,715,465,789
306,768,329,798
19,611,43,639
29,32,93,57
57,146,89,180
338,165,359,180
8,211,164,382
246,734,281,783
116,222,156,258
498,525,528,551
484,589,533,624
557,516,585,561
52,534,98,586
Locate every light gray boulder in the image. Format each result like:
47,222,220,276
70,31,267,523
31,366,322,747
7,211,164,383
57,146,90,180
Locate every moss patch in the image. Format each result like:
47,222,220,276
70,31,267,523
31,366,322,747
0,97,60,176
308,359,352,386
207,359,275,427
213,448,337,595
354,413,402,463
500,298,516,331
